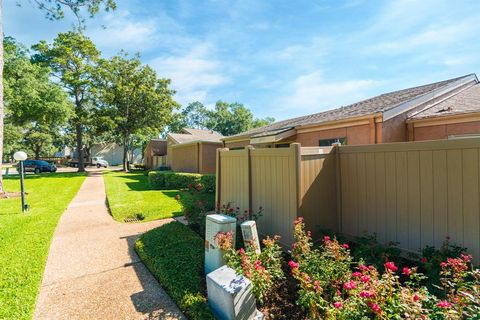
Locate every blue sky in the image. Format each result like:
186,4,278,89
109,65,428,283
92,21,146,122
5,0,480,121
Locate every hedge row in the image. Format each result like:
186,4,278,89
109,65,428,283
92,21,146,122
148,171,215,193
135,222,214,320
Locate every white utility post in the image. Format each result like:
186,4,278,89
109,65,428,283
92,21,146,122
241,220,261,254
205,214,237,274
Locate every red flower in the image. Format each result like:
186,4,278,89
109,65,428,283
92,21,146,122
437,300,451,309
413,294,420,302
385,261,398,273
359,290,375,298
353,271,362,278
343,280,356,290
360,275,371,283
359,264,369,272
288,260,299,269
342,243,350,249
369,302,382,314
254,260,263,271
440,262,447,268
323,235,331,242
333,301,343,309
461,254,472,263
307,231,312,237
421,257,428,263
238,248,245,255
402,267,411,276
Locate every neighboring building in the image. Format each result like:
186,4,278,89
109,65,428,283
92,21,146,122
407,83,480,141
167,128,224,174
91,143,141,166
223,74,480,148
143,139,167,170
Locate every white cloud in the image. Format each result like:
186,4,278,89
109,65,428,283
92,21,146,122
284,71,379,113
150,43,229,105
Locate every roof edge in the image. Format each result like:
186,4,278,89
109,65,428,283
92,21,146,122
383,74,478,121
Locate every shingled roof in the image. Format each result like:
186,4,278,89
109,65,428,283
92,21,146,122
168,128,223,144
225,74,477,140
409,83,480,120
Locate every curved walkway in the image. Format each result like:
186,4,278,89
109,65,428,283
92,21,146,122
33,171,186,320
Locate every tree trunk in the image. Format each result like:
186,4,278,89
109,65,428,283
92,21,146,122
34,147,40,160
122,133,128,172
0,0,5,194
76,123,85,172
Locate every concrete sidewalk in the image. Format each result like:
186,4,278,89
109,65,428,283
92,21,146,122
33,172,186,320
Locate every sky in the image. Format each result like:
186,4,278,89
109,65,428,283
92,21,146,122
5,0,480,121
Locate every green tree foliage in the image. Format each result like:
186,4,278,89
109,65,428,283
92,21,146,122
169,101,274,136
3,37,72,160
0,0,116,193
32,31,100,171
95,53,178,170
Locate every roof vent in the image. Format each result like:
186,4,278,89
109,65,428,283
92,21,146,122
436,106,453,113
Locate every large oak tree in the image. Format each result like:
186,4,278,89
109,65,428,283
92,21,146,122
95,53,179,171
0,0,115,193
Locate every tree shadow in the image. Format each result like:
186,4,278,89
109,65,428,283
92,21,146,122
121,233,187,319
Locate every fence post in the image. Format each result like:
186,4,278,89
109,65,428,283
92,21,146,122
290,143,302,211
245,145,254,212
215,147,228,207
334,146,342,232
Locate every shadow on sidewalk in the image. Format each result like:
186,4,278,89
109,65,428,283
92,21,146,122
121,233,186,320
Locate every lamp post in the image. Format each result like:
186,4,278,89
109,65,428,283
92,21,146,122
13,151,28,213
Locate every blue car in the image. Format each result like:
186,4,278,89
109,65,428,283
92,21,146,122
17,160,57,174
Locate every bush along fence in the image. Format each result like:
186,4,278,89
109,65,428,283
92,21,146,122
148,171,215,193
216,138,480,264
216,217,480,319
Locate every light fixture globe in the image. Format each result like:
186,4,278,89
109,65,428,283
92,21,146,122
13,151,28,161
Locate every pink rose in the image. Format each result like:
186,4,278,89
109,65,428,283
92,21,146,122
385,261,398,273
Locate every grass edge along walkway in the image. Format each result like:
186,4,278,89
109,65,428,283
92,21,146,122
103,171,183,222
135,221,214,320
0,173,86,320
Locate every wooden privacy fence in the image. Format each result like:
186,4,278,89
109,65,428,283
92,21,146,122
216,144,337,245
216,138,480,262
339,138,480,261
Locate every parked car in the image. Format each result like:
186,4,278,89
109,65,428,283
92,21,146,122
68,156,109,168
92,156,109,168
17,160,57,174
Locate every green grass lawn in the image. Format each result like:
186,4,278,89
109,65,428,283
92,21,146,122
103,171,185,222
0,172,86,320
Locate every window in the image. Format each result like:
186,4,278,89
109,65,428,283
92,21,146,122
319,137,347,146
275,143,290,148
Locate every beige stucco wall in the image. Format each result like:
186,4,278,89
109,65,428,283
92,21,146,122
412,120,480,141
171,143,199,173
200,142,222,174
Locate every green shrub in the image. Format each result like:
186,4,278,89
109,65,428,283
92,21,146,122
148,171,173,189
178,190,215,236
164,172,202,189
135,222,214,320
148,171,216,193
199,174,216,193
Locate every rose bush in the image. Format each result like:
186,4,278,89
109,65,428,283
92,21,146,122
289,217,480,319
215,231,284,304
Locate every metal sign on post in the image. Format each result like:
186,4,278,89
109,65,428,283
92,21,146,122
241,220,261,254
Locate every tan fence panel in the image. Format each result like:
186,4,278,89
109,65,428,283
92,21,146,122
217,148,250,213
250,145,299,244
299,148,338,239
339,138,480,260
